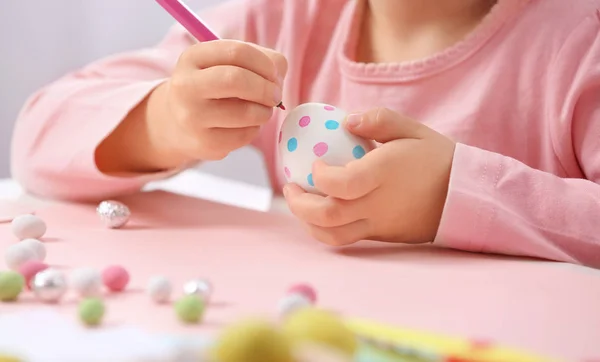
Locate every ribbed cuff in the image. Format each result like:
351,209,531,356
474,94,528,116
433,143,501,253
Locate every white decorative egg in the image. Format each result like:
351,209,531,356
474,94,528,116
278,103,375,194
11,214,46,240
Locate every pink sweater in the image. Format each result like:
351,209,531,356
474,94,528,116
11,0,600,267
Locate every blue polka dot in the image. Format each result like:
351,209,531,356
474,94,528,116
325,120,339,130
307,173,314,186
287,138,298,152
352,145,366,159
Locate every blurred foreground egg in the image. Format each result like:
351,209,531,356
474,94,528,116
211,319,293,362
282,308,358,357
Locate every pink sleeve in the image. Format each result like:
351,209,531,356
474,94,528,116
434,14,600,267
10,0,283,202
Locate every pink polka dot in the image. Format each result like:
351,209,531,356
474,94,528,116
313,142,329,157
299,116,311,127
284,167,291,179
278,131,282,143
324,105,335,111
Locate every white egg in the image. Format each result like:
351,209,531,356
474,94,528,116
147,275,172,303
11,214,47,240
4,243,37,270
70,267,102,297
20,238,46,261
278,103,375,194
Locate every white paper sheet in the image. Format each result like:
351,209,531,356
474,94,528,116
0,179,23,201
144,169,273,212
0,309,211,362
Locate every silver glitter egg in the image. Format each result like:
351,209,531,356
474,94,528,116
97,200,130,229
32,268,67,303
183,279,213,301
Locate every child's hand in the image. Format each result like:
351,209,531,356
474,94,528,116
148,40,287,166
283,108,456,246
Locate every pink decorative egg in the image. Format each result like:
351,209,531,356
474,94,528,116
102,265,130,292
18,260,49,289
278,103,375,194
287,283,317,304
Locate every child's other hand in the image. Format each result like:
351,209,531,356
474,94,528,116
148,40,287,166
283,108,456,246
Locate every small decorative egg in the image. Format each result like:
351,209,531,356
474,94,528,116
278,103,375,194
147,275,172,303
183,278,213,302
4,243,37,270
32,268,68,303
70,267,102,297
78,297,106,326
17,260,49,289
20,238,46,261
11,214,47,240
0,271,25,302
287,283,317,304
175,295,205,324
277,293,312,318
96,200,130,229
102,265,130,292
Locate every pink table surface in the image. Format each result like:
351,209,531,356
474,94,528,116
1,191,599,361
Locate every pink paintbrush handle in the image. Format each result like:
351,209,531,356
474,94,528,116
155,0,219,41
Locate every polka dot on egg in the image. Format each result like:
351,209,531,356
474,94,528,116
313,142,329,157
325,120,339,130
284,167,291,179
299,116,311,128
287,138,298,152
352,145,366,159
307,174,314,187
324,105,335,111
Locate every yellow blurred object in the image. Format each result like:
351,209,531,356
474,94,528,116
210,318,294,362
0,355,22,362
346,318,561,362
282,308,357,357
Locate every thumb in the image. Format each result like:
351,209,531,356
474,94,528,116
344,108,426,143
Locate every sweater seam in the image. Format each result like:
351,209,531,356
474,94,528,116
547,13,600,178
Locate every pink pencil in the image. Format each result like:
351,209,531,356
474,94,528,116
155,0,286,110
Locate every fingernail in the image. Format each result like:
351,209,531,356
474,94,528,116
346,114,361,129
282,185,289,197
274,86,283,105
